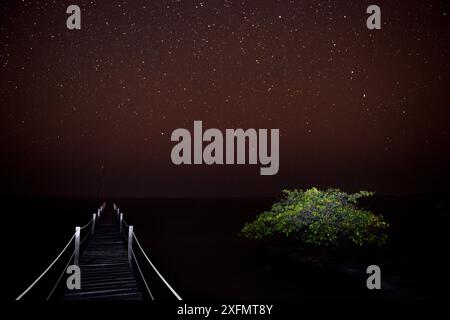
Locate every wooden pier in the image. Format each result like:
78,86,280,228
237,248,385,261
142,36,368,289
16,203,182,301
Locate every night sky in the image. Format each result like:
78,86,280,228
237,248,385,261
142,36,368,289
1,0,449,197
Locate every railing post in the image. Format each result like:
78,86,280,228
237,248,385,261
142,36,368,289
92,213,96,235
128,226,133,266
119,213,123,234
74,226,80,265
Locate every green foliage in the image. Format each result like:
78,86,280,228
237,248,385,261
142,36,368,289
241,188,389,247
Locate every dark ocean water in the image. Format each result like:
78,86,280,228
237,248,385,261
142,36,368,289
2,195,448,301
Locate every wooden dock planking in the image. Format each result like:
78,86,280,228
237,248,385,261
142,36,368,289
63,209,143,300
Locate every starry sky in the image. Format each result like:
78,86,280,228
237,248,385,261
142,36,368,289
1,0,449,197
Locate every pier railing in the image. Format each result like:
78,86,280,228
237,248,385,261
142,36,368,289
114,203,182,301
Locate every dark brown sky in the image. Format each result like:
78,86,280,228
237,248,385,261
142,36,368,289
1,0,449,197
